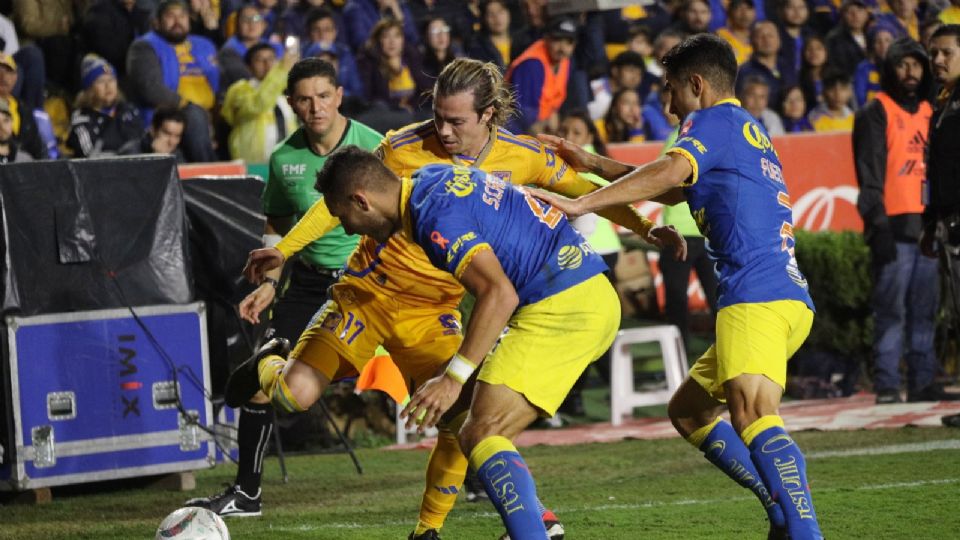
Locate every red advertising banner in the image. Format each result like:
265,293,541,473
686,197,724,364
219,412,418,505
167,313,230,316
177,161,248,179
606,132,862,313
606,131,863,232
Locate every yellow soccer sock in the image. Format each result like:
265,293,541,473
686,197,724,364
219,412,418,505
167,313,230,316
740,415,786,447
415,428,469,534
258,354,305,413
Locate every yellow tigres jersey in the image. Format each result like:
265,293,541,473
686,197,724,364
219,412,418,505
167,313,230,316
716,27,753,66
275,120,653,308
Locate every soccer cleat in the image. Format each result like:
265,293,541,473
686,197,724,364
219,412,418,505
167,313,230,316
498,511,565,540
906,384,960,402
942,413,960,428
184,484,262,517
224,337,290,408
408,529,441,540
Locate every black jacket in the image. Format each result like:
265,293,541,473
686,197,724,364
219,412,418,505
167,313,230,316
82,0,151,79
853,38,934,261
13,102,47,160
66,102,144,157
925,84,960,226
825,26,866,75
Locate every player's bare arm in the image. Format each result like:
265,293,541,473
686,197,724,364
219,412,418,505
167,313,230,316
401,249,519,431
238,216,291,324
533,153,692,219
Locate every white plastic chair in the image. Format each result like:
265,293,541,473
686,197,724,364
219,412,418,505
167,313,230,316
610,325,688,426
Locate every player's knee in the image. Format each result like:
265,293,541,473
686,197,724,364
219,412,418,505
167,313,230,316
457,420,498,457
249,390,271,405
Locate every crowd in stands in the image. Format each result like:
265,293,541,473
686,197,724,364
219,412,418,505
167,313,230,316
0,0,957,165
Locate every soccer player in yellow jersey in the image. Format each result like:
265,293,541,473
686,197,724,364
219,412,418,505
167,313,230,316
227,58,686,539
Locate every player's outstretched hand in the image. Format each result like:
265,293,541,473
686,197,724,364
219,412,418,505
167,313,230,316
238,283,277,325
529,189,586,220
646,225,688,261
401,374,462,433
536,134,596,173
243,247,285,283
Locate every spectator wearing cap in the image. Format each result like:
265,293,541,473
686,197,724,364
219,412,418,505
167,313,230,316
0,52,46,159
587,51,646,120
342,0,420,53
221,42,298,163
66,54,143,158
466,0,513,73
304,8,363,99
507,16,577,134
876,0,921,41
219,4,284,90
0,98,31,163
82,0,152,81
126,0,218,162
716,0,756,65
737,20,795,107
854,24,895,106
826,0,871,74
0,12,45,114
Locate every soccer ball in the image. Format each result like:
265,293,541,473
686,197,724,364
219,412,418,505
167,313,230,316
156,507,230,540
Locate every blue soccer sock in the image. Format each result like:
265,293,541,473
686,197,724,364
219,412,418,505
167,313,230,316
687,417,786,529
743,415,824,540
468,436,548,540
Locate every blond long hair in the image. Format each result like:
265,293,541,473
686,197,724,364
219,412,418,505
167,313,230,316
430,58,516,127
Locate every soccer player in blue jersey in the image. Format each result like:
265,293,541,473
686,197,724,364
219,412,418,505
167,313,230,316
534,34,824,540
315,147,621,540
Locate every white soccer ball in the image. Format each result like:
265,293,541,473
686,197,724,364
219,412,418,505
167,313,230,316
156,507,230,540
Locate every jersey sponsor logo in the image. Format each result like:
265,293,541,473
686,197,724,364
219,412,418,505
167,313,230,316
445,166,475,197
742,121,774,153
446,232,478,263
774,455,816,520
557,245,583,269
761,157,785,184
282,163,307,176
705,440,726,460
677,136,707,154
430,231,450,249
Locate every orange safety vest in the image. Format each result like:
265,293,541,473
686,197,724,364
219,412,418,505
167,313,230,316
876,92,931,216
506,39,570,122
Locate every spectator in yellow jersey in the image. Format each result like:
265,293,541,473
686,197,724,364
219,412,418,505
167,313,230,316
126,0,219,162
716,0,756,65
808,70,855,131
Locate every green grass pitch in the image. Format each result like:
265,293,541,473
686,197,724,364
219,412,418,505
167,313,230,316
3,427,959,539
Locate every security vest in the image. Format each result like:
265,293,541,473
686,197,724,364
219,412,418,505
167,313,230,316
506,39,569,122
876,92,930,216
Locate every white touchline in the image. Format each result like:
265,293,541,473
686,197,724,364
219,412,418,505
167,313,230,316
805,439,960,459
264,440,960,532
